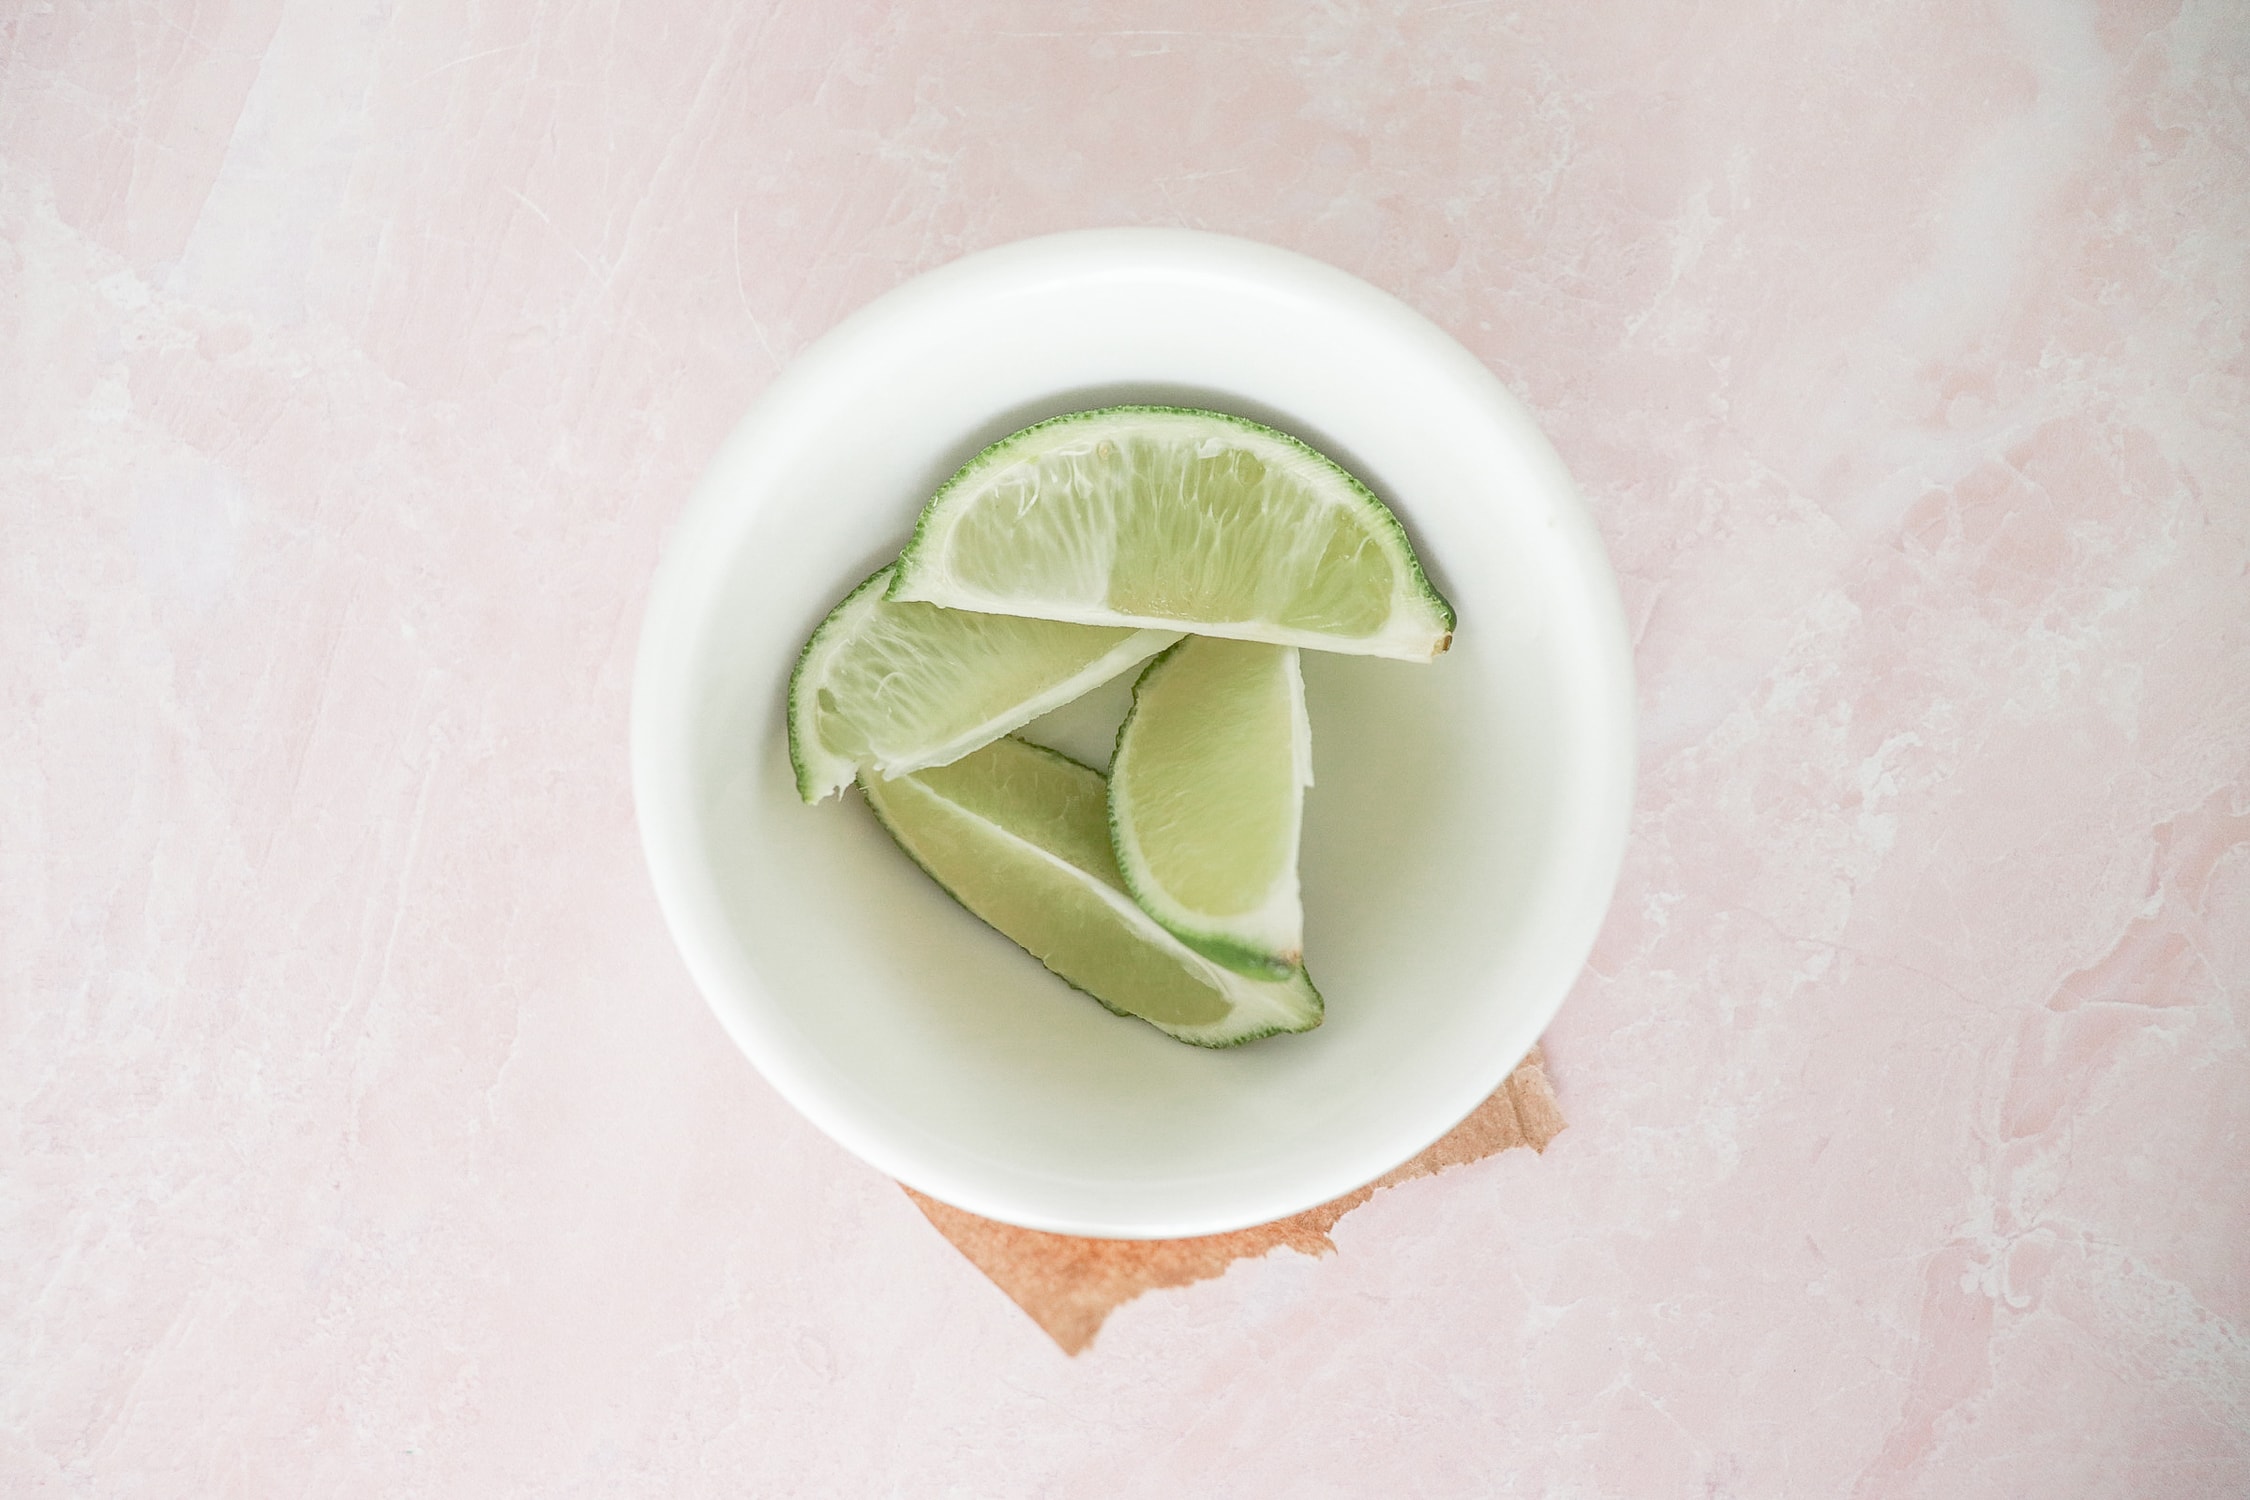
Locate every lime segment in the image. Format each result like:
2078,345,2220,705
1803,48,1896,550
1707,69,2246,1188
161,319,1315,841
888,406,1455,661
788,566,1180,803
859,737,1323,1047
1109,638,1311,978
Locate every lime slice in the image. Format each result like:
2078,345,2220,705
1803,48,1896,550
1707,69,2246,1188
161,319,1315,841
788,566,1181,803
858,736,1323,1047
887,406,1456,661
1108,638,1311,979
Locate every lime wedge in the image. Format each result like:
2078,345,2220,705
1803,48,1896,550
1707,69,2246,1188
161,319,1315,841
887,406,1455,661
858,737,1323,1047
788,566,1180,803
1108,638,1311,979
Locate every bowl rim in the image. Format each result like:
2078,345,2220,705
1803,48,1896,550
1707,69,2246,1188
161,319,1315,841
632,227,1636,1237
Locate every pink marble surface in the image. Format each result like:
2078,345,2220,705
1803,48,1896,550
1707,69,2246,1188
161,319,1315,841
5,0,2247,1493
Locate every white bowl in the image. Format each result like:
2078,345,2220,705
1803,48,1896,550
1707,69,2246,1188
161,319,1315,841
632,229,1634,1238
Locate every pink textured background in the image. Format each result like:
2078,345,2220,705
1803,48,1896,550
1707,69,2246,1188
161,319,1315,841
5,1,2247,1494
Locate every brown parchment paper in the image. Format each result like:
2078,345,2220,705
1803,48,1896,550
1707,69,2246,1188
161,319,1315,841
903,1046,1564,1354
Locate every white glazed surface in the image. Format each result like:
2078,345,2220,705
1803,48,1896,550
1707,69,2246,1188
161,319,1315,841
632,229,1634,1237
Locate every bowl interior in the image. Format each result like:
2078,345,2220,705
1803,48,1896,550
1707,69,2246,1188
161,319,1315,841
634,231,1632,1237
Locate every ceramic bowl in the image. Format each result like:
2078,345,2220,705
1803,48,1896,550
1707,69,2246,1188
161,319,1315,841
632,229,1634,1238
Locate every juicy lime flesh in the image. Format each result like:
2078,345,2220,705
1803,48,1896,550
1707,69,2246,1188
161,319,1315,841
909,738,1120,887
938,426,1403,639
1116,640,1298,919
861,743,1232,1028
808,583,1148,769
794,567,1170,799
